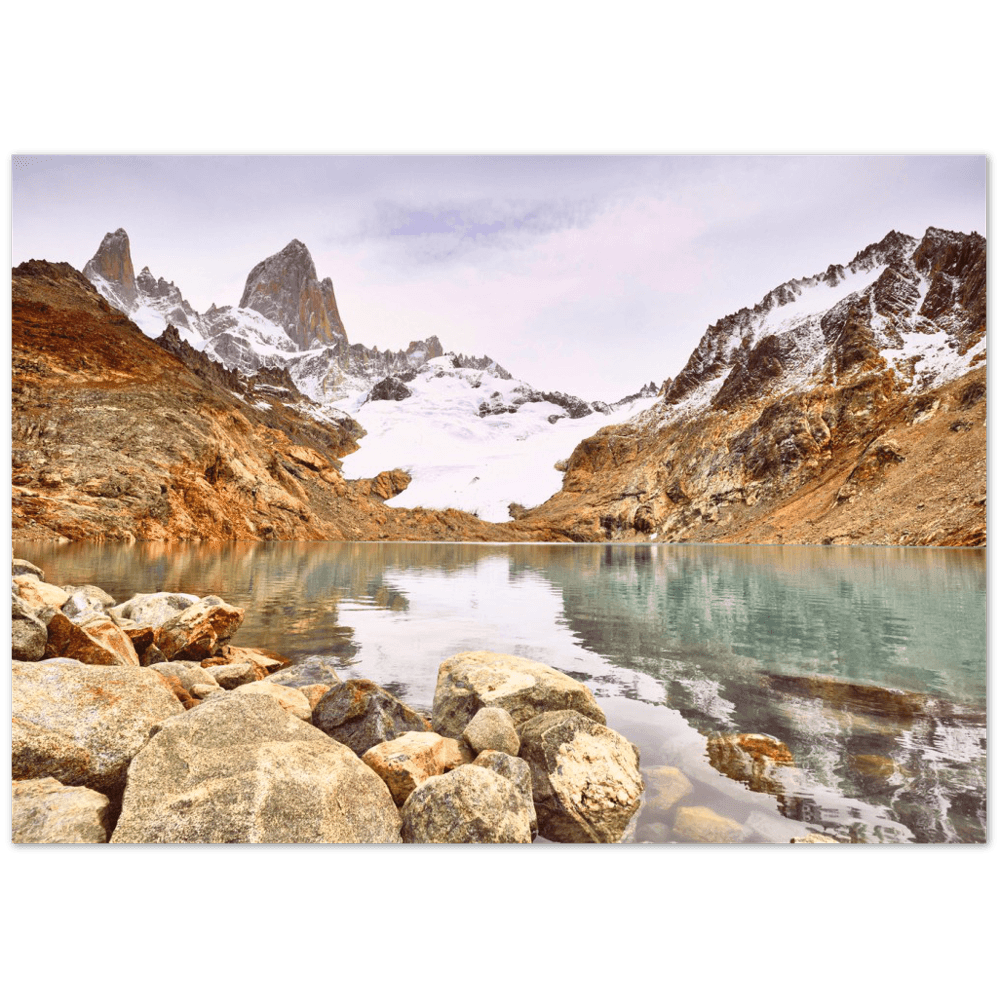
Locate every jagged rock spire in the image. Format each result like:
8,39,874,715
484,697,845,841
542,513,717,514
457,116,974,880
83,228,137,309
239,239,348,351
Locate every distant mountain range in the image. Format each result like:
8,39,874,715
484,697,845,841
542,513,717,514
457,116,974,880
82,228,654,417
12,224,985,545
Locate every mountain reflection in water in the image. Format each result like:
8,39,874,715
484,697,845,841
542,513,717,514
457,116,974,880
19,540,986,844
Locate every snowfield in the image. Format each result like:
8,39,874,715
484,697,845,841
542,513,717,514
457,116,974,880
338,357,659,522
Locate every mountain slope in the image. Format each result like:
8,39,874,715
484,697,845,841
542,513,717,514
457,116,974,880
9,261,572,542
518,227,986,546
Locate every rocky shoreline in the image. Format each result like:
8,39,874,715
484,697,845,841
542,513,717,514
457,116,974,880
12,558,651,844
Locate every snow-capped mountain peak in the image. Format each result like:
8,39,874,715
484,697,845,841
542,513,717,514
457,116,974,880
662,226,985,417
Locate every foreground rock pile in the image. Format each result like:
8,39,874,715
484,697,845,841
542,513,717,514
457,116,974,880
11,560,646,844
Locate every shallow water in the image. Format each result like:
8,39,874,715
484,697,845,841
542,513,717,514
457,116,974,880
19,540,987,844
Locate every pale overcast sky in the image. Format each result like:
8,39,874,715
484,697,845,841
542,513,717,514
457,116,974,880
11,154,986,400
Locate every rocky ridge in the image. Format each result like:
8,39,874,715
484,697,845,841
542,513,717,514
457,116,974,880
80,229,605,425
520,227,986,546
10,259,578,542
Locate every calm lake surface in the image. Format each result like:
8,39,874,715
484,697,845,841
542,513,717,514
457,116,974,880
19,541,987,844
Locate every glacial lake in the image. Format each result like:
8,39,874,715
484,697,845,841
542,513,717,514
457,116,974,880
19,541,987,844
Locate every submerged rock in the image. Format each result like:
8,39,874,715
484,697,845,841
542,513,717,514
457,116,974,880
673,805,745,844
706,732,794,795
643,765,694,813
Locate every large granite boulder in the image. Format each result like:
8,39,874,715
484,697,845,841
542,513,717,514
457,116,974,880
400,765,533,844
432,651,606,738
362,731,472,806
518,710,643,843
43,611,140,667
12,777,111,843
110,592,201,629
312,679,430,756
472,750,537,839
12,593,47,661
111,695,402,843
154,597,245,660
12,659,185,798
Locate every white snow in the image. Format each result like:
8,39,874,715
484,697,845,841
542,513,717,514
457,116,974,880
339,364,659,522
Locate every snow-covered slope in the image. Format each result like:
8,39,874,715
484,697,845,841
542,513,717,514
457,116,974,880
339,355,660,521
659,227,986,424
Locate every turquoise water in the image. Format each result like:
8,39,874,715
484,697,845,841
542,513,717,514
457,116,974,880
18,541,987,844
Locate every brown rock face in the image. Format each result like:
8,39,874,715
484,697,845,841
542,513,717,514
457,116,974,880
82,228,137,310
239,240,348,351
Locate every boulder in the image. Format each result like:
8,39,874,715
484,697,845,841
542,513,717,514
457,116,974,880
207,660,259,689
110,592,201,629
266,657,343,690
400,766,533,844
154,597,245,660
438,737,475,771
158,673,199,710
111,695,402,843
12,558,44,581
518,710,643,843
114,629,162,666
643,765,694,812
43,611,140,667
432,651,606,738
362,730,468,806
706,733,794,795
673,805,745,844
14,575,71,613
312,679,429,756
471,750,537,838
60,585,116,620
228,646,290,674
12,593,47,661
12,776,111,844
463,705,520,756
151,661,219,691
229,683,312,721
298,684,332,711
12,658,185,798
